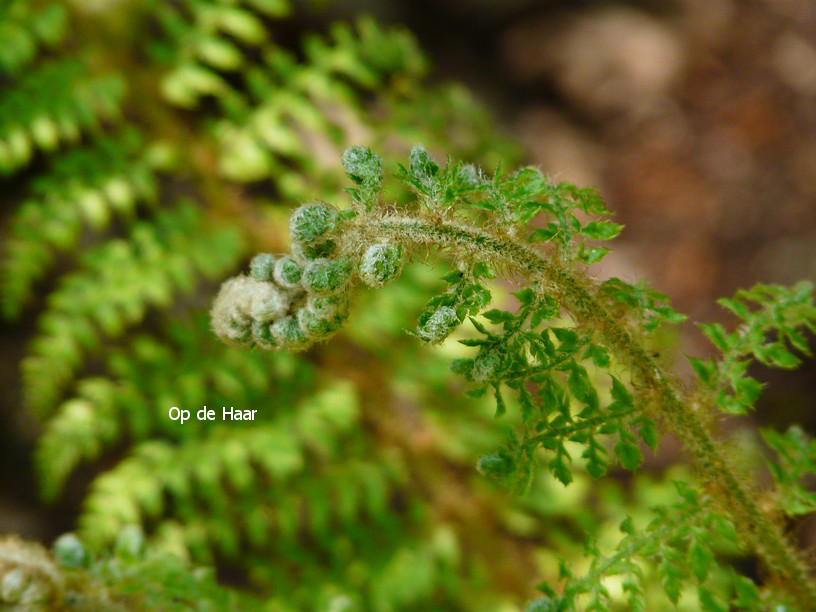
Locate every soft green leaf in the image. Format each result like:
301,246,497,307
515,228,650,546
614,437,642,472
580,220,623,241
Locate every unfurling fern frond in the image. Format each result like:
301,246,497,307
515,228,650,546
0,530,246,609
213,145,816,609
0,535,63,607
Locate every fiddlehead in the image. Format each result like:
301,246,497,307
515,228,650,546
213,145,816,609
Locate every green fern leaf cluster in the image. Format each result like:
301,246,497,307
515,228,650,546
23,205,243,414
4,3,526,606
762,426,816,517
35,316,474,608
0,5,251,421
0,2,67,76
0,58,124,174
691,281,816,413
153,0,512,193
1,131,159,318
0,3,534,608
530,482,762,611
214,145,816,608
10,2,816,609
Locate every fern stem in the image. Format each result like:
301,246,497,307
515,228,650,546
527,409,635,447
366,216,816,609
568,521,676,600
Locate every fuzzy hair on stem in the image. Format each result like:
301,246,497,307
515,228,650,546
212,146,816,609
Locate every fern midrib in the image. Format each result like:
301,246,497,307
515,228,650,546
367,216,816,610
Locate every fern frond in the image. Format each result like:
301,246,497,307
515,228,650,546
36,315,295,499
212,145,816,608
77,381,358,548
153,0,290,109
0,59,124,174
762,425,816,517
210,16,428,186
35,379,123,502
529,482,762,611
690,281,816,413
154,5,509,197
23,204,244,414
1,131,159,318
0,2,67,76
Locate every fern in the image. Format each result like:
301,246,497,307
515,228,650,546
154,1,512,192
0,530,247,609
4,2,537,608
36,316,473,607
153,0,290,110
23,204,243,414
213,145,816,609
762,426,816,517
690,281,816,414
0,2,67,76
0,59,124,173
530,482,763,611
1,131,160,318
10,1,814,609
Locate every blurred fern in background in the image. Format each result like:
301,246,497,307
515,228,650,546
0,0,546,609
3,1,816,610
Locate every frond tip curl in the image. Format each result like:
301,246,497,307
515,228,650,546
212,145,816,609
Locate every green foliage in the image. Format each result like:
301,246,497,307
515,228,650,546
154,2,513,194
217,147,663,495
530,483,762,611
0,4,247,430
0,59,124,174
34,316,485,608
8,1,816,609
343,144,384,207
0,2,67,76
691,281,816,413
23,204,242,414
1,131,159,318
156,2,425,187
599,277,687,333
9,3,526,608
217,145,816,609
762,426,816,516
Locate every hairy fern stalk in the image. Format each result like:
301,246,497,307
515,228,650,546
214,145,816,610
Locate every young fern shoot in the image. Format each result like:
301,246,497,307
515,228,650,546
211,146,816,609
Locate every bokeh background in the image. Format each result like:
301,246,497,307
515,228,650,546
1,0,815,606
